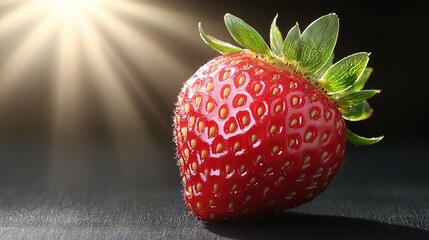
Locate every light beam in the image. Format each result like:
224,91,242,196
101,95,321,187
0,0,199,177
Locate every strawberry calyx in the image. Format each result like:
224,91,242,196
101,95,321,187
199,13,383,145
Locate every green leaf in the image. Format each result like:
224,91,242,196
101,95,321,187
322,52,369,94
224,13,271,55
270,14,283,56
346,128,383,145
198,23,242,54
298,13,339,74
336,89,380,107
346,67,373,93
312,52,334,78
282,23,301,62
340,101,373,121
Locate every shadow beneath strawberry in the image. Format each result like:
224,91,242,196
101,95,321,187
204,211,429,240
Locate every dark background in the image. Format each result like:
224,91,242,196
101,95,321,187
0,0,428,239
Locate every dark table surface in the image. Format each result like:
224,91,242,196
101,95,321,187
0,143,428,240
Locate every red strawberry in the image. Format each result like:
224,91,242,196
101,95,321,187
174,13,382,221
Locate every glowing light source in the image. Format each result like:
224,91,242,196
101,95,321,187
0,0,197,147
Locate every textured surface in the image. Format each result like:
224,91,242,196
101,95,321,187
0,144,428,239
0,186,428,240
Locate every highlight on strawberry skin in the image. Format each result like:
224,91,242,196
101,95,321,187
173,13,383,221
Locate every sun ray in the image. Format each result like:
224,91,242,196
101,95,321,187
0,0,47,38
52,5,84,141
0,0,21,8
75,12,146,145
0,0,204,177
0,11,59,96
100,0,199,42
102,42,170,130
84,4,175,130
86,4,188,93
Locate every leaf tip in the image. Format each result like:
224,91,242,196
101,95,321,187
368,135,384,145
346,128,384,145
198,22,205,39
224,13,233,20
319,13,339,22
327,12,338,19
271,14,279,26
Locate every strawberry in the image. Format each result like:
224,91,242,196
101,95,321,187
174,13,383,221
